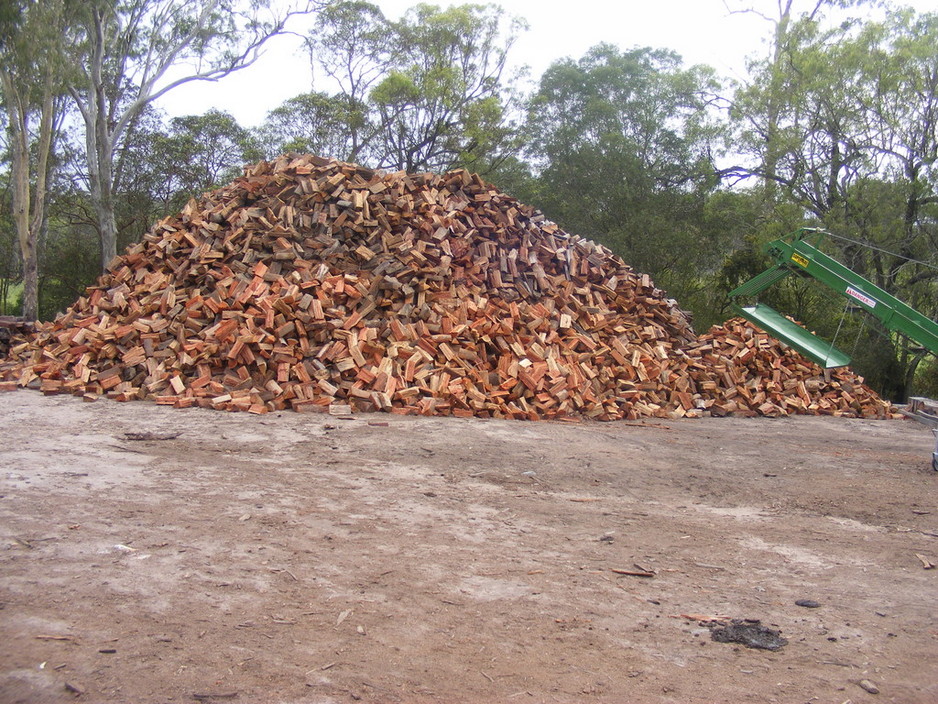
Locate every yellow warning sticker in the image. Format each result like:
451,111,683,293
791,252,810,267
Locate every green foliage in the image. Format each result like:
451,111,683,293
524,43,725,311
2,281,22,316
373,2,526,172
37,223,98,320
151,109,262,207
260,92,367,160
913,357,938,399
296,1,527,173
0,2,20,46
0,0,78,94
727,5,938,399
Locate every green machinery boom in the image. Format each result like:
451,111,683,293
728,227,938,470
728,228,938,369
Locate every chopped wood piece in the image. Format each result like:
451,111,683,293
610,568,655,578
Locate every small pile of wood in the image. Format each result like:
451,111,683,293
0,154,896,420
685,317,895,418
0,317,34,358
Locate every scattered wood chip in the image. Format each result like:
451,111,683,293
192,692,238,701
108,444,148,454
915,553,935,569
123,431,182,441
610,568,655,578
670,613,731,623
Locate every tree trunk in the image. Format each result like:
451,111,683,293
20,242,39,321
0,0,69,320
87,5,119,272
762,0,794,213
94,140,118,271
80,118,119,273
0,71,39,320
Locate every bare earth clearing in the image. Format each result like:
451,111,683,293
1,391,936,703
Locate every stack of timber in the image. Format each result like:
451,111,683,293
0,155,895,420
686,317,895,418
0,154,703,420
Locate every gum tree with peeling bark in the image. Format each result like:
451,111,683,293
65,0,324,272
0,0,73,320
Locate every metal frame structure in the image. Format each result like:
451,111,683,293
728,228,938,369
728,228,938,470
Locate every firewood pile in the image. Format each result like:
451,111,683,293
0,154,895,420
0,317,34,358
686,317,895,418
0,155,703,420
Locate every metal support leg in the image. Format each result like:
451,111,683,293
933,429,938,472
901,399,938,471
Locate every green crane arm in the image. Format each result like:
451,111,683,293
727,228,938,369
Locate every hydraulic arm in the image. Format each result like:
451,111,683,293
728,228,938,471
728,228,938,369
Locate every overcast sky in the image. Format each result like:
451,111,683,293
157,0,934,127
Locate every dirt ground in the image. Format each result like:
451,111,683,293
1,391,936,704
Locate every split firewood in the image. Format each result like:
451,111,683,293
686,317,895,419
0,316,34,358
0,154,895,422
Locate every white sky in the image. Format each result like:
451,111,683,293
157,0,934,128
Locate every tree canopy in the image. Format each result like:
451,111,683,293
288,1,527,173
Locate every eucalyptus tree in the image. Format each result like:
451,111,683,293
369,3,527,173
260,91,364,160
725,0,855,209
64,0,324,272
303,0,388,162
292,1,527,173
151,110,262,208
0,0,73,319
731,5,938,397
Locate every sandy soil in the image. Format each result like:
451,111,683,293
1,390,937,704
